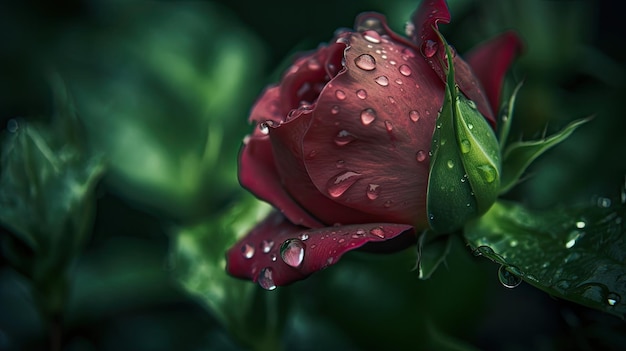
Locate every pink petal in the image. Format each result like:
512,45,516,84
239,134,322,228
465,31,524,118
226,211,414,288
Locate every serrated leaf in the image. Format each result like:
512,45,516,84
464,199,626,319
499,117,591,194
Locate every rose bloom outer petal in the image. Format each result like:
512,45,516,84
239,134,322,228
410,0,496,125
465,31,524,117
302,30,445,228
226,211,414,287
248,86,286,129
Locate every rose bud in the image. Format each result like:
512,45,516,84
228,0,522,289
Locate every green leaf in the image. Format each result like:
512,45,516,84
58,1,266,220
0,82,105,316
415,230,452,280
170,194,284,348
499,117,591,194
497,81,523,149
427,35,501,233
464,199,626,319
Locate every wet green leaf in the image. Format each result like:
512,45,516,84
499,117,591,194
464,199,626,319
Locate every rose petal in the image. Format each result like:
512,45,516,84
301,30,443,228
239,135,322,228
410,0,496,125
226,211,414,288
248,86,286,130
465,31,524,117
269,107,380,226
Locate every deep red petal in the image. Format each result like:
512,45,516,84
248,86,286,128
410,0,496,125
465,31,524,117
226,211,414,288
268,108,379,225
302,30,444,228
238,135,322,228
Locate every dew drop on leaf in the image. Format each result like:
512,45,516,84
498,265,522,288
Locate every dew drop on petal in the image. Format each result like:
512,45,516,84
241,243,255,259
354,54,376,71
388,96,397,104
360,108,377,125
369,227,385,238
259,122,269,135
366,184,380,200
331,105,340,115
399,64,412,76
422,39,438,58
258,267,277,290
416,150,427,162
327,171,362,198
384,120,393,132
280,239,306,268
334,130,357,146
374,76,389,86
356,89,368,99
607,292,621,306
335,90,347,100
299,233,309,241
394,78,403,85
261,240,274,254
336,159,345,168
409,110,420,122
362,30,381,44
383,200,392,208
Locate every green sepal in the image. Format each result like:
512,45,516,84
415,230,453,280
427,33,501,233
499,117,592,194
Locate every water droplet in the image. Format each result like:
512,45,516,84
422,39,438,58
388,96,396,104
498,265,522,288
366,184,380,200
369,227,385,238
447,160,454,169
7,119,19,133
335,90,346,100
510,239,518,247
565,230,584,249
575,220,586,229
356,89,368,99
241,243,255,259
394,78,403,85
362,30,381,43
467,100,477,109
597,197,611,208
477,165,496,183
259,122,270,135
460,139,471,153
270,254,277,262
383,200,392,208
299,233,309,241
306,150,317,159
472,245,495,257
360,108,377,125
331,105,340,115
416,150,427,162
258,267,276,290
409,110,420,122
389,60,397,65
399,64,412,76
327,171,362,197
607,292,621,306
280,239,305,268
374,75,389,86
402,47,416,58
467,123,474,130
354,54,376,71
336,160,345,168
261,240,274,254
334,130,357,146
384,120,393,132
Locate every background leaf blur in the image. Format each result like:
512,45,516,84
1,0,625,350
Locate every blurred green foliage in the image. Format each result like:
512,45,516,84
1,0,625,350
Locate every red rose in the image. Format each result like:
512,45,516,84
227,0,522,289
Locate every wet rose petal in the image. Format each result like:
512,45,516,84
301,30,443,228
239,135,322,228
226,212,414,287
465,31,524,117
